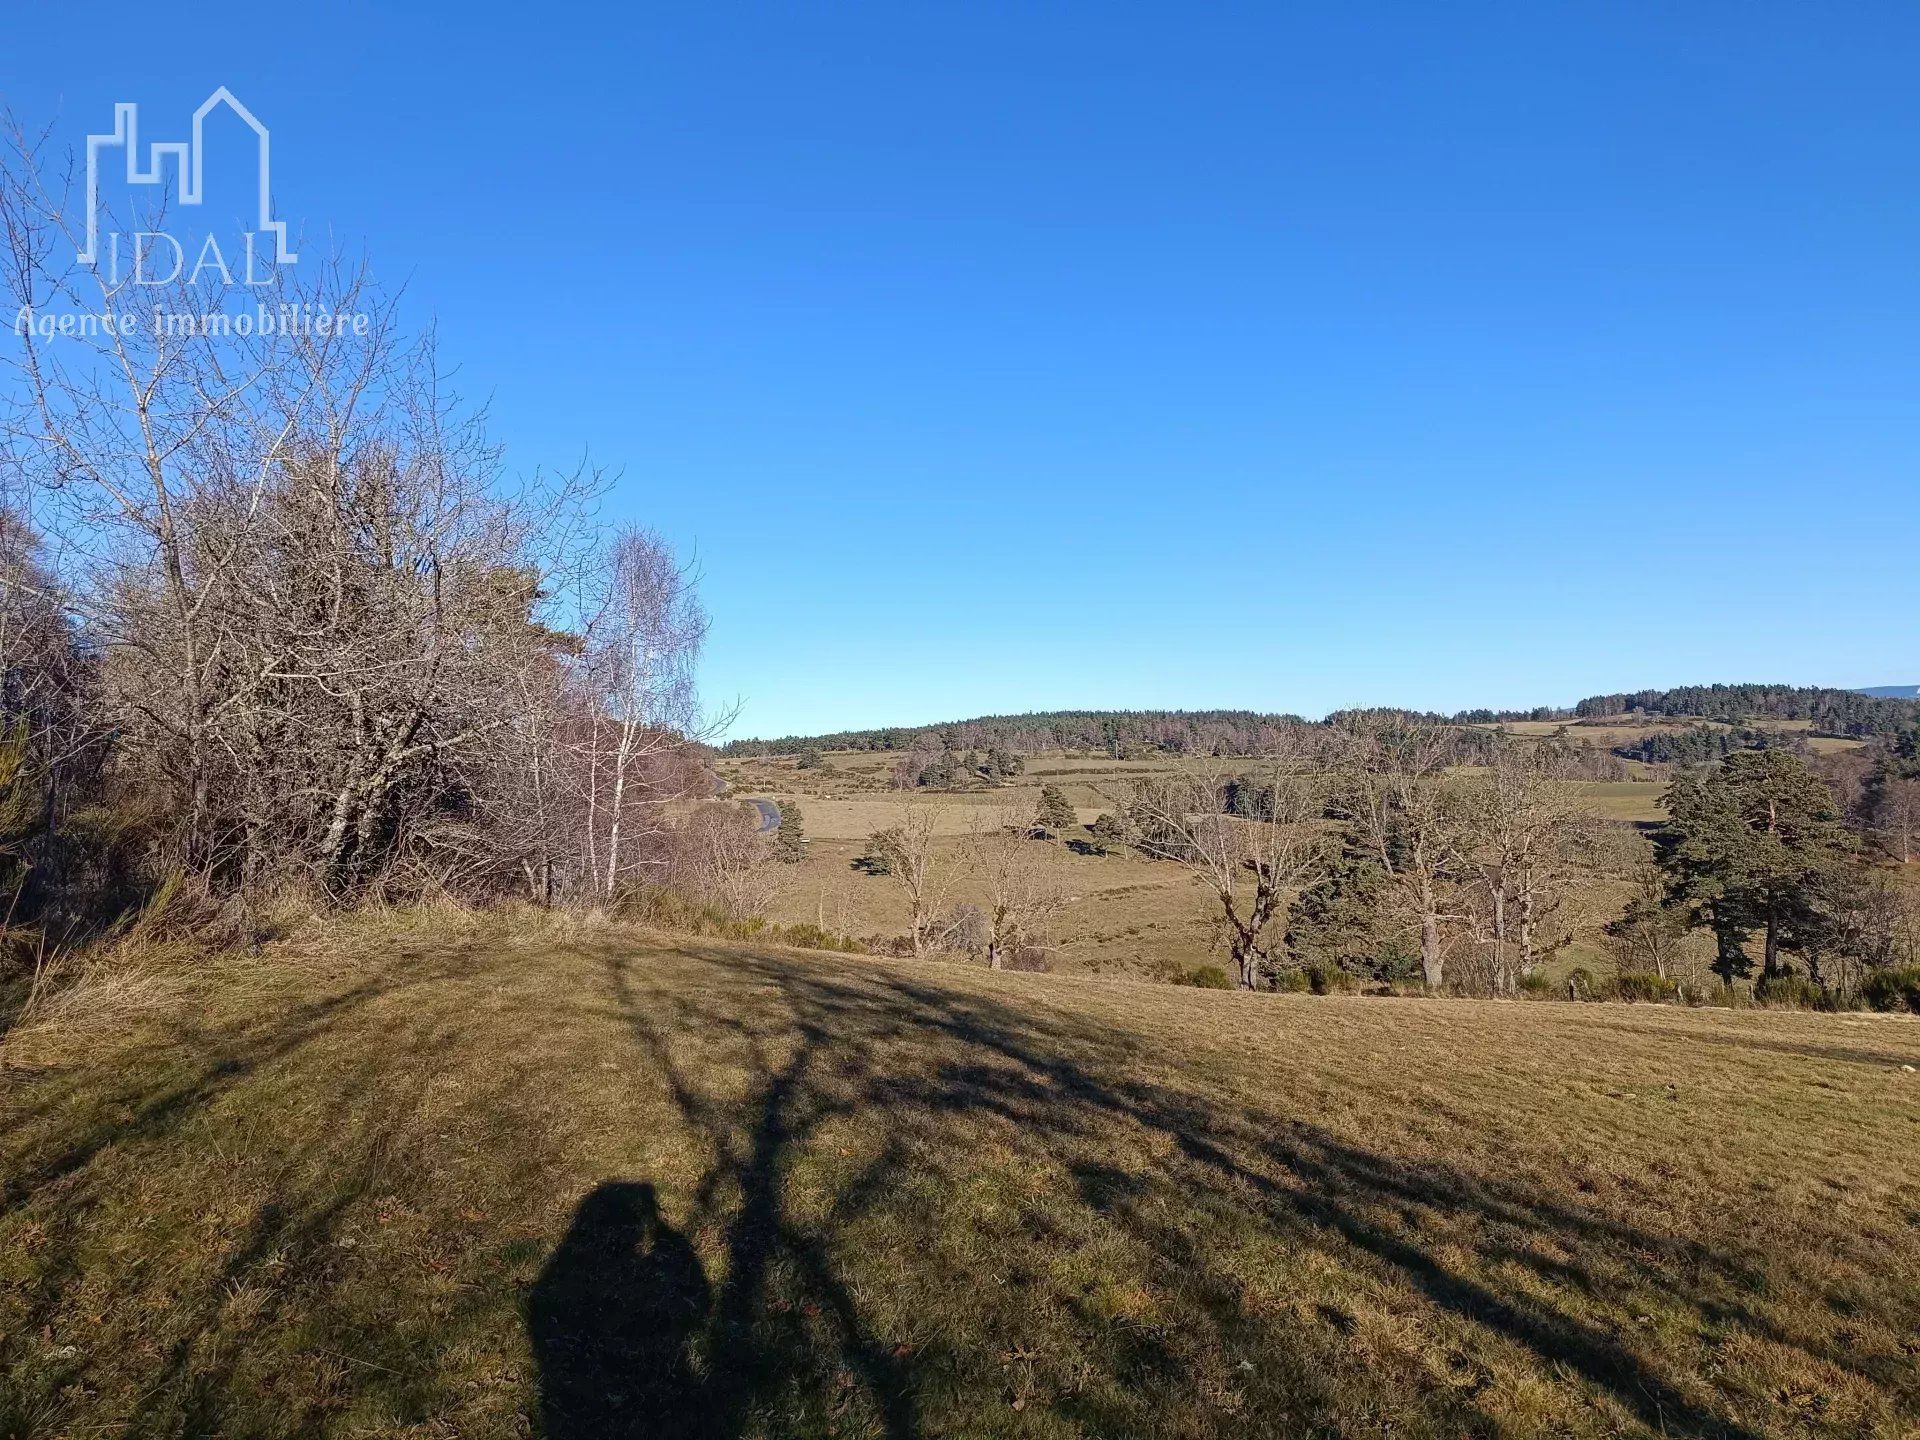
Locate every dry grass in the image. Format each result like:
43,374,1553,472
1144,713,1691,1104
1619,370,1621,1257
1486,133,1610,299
4,914,1919,1438
780,833,1219,976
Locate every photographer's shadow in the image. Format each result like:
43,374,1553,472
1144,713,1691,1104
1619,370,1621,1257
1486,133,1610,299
528,1182,715,1439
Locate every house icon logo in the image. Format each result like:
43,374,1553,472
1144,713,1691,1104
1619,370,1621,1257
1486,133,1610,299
81,87,296,274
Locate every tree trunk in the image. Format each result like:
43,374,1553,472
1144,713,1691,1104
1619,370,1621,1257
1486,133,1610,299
1233,940,1259,990
1490,885,1508,995
1517,880,1537,980
1420,911,1444,989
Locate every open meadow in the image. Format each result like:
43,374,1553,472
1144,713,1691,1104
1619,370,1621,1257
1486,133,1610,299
720,748,1666,980
4,914,1918,1439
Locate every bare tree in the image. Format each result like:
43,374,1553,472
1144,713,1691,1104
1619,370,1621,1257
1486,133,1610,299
1869,775,1920,865
1604,861,1694,982
582,527,709,897
965,806,1066,970
1466,737,1596,993
0,117,704,906
672,802,778,921
1123,745,1329,989
1335,716,1474,990
870,805,948,956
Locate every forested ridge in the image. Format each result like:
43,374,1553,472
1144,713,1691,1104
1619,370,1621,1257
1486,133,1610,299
727,685,1920,756
1575,683,1920,737
724,705,1557,757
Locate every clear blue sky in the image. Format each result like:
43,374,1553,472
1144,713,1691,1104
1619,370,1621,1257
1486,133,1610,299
8,2,1918,738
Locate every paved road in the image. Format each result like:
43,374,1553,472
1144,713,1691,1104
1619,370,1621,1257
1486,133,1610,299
747,797,781,834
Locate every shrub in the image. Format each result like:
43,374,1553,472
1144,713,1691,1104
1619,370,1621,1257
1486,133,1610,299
1307,964,1359,995
1616,971,1679,1003
1086,813,1130,855
1005,945,1052,973
1861,966,1920,1014
1270,968,1310,993
1755,973,1828,1010
776,922,867,955
1517,971,1556,999
615,886,864,952
1175,964,1233,990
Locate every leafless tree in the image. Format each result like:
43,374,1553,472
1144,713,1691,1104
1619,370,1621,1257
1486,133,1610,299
581,527,709,897
870,805,948,956
0,116,707,907
1123,745,1329,989
965,806,1066,970
1465,737,1596,993
1869,776,1920,865
1603,861,1695,982
671,802,778,921
1334,716,1474,990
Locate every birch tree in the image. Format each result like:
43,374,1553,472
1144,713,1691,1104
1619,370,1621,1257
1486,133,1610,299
584,527,708,897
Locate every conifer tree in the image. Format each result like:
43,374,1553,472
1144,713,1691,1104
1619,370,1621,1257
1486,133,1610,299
1035,785,1076,835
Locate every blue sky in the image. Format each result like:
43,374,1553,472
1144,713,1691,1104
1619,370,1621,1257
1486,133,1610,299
7,3,1918,738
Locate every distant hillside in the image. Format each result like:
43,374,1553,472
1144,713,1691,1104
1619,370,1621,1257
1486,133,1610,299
728,682,1920,757
725,704,1564,757
1575,683,1920,738
724,709,1318,758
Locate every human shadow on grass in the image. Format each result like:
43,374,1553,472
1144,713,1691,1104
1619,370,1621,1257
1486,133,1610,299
529,1182,715,1440
572,940,1920,1439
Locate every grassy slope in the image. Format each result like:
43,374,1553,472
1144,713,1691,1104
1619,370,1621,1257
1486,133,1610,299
4,918,1919,1439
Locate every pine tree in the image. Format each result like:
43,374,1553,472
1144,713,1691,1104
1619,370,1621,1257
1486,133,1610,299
1655,747,1854,982
1035,785,1076,835
775,800,806,863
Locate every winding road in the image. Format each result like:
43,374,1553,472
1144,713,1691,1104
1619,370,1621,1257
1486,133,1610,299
747,797,781,834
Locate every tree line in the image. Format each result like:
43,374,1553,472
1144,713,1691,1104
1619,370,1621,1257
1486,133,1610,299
1610,724,1808,767
722,704,1573,762
727,686,1920,765
1575,683,1920,739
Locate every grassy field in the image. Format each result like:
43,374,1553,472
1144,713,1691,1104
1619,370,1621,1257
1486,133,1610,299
1487,719,1869,758
723,750,1666,976
4,916,1919,1439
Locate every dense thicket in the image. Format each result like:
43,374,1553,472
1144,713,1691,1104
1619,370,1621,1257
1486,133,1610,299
1611,725,1807,767
0,137,716,953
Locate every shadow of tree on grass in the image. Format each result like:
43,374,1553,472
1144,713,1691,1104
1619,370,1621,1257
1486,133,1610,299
543,941,1920,1439
5,929,1914,1439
